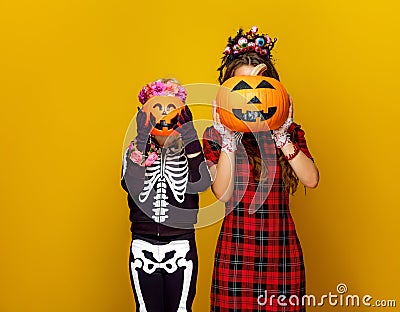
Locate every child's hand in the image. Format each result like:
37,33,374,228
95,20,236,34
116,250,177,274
176,105,194,131
175,106,197,141
135,109,155,152
176,105,202,155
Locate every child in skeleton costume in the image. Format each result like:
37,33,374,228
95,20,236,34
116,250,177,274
121,79,212,312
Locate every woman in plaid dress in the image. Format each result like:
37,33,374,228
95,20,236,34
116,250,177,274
202,27,319,311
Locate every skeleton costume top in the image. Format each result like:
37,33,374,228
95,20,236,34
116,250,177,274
121,138,212,237
123,80,210,312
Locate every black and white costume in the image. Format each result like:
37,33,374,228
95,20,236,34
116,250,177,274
121,140,211,312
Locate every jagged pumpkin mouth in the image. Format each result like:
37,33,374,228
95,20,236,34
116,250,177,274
232,107,277,122
153,114,179,131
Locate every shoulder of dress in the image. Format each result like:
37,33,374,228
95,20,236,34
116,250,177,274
203,125,222,141
288,121,302,131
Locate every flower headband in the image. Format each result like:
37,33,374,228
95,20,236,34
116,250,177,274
138,80,187,104
218,26,277,81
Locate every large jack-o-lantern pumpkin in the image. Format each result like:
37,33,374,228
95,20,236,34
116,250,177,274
142,96,184,136
216,75,289,132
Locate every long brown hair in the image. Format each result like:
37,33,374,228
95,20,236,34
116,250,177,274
220,53,299,194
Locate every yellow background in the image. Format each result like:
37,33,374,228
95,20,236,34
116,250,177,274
1,0,399,311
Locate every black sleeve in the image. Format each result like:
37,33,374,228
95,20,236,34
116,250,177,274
121,156,146,196
121,168,128,192
186,151,212,193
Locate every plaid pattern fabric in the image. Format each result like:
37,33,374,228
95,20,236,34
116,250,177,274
202,123,313,311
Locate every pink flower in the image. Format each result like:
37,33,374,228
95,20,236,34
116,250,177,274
165,81,178,94
151,81,166,96
176,86,187,103
144,152,158,166
130,150,143,163
138,88,147,104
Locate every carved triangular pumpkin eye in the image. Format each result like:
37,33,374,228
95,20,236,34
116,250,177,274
231,80,252,91
256,80,275,89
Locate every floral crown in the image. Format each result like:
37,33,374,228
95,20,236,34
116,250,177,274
218,26,277,81
138,80,187,104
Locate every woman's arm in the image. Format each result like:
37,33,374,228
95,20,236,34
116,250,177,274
207,101,237,202
275,97,319,188
281,143,319,188
209,150,236,202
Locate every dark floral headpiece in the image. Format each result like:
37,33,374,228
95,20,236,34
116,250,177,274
218,26,277,82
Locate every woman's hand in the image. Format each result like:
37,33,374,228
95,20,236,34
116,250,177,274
209,100,236,202
212,100,237,153
272,118,292,149
272,95,293,149
288,95,293,118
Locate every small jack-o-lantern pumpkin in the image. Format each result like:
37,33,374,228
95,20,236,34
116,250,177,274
142,96,184,136
216,75,289,132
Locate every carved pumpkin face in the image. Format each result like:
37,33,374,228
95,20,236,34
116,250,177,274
142,96,184,136
216,75,289,132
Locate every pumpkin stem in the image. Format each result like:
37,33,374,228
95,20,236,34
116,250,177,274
250,64,267,76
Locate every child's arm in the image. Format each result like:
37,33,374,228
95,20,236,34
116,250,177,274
186,151,212,193
176,106,212,193
121,109,154,195
121,155,146,196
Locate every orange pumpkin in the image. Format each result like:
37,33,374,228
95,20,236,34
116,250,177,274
216,75,289,132
142,96,184,136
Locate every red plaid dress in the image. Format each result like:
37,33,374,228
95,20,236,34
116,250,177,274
202,123,313,312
